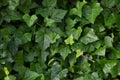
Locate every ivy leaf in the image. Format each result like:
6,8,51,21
65,34,74,45
104,36,113,47
73,27,82,40
42,0,57,8
103,60,118,74
23,69,40,80
22,33,32,43
76,49,83,58
4,75,16,80
69,0,87,17
8,0,19,10
23,14,38,27
44,17,55,27
83,2,103,24
50,33,60,43
51,9,67,22
92,46,106,56
43,34,52,50
101,0,117,8
53,69,68,80
80,28,99,44
58,45,71,60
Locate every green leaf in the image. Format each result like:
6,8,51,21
80,28,99,44
8,0,19,10
50,33,60,43
53,69,68,80
73,27,82,40
44,17,54,27
104,36,113,47
92,46,106,56
4,75,16,80
43,34,52,50
51,9,67,22
83,2,103,24
76,49,83,58
4,10,22,22
103,60,118,74
101,0,117,8
65,34,74,45
69,0,87,17
58,45,71,60
42,0,57,8
104,13,116,29
23,69,40,80
23,14,38,27
22,33,32,43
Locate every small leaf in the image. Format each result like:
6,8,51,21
4,67,9,76
58,45,71,60
83,2,103,24
43,34,52,50
76,49,83,58
22,33,32,43
23,14,38,27
69,0,87,17
65,34,74,45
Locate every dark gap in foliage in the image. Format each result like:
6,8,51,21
24,62,30,68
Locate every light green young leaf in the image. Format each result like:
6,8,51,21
76,49,83,58
23,69,40,80
65,34,74,45
50,33,60,43
69,0,87,17
23,14,38,27
58,45,71,60
83,2,103,24
80,28,99,44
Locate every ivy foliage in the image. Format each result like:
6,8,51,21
0,0,120,80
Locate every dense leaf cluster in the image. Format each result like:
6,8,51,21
0,0,120,80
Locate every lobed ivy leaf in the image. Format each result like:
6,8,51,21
23,14,38,27
58,45,71,60
80,27,99,44
8,0,19,10
69,0,87,17
83,2,103,24
23,69,40,80
92,46,106,56
65,34,74,45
